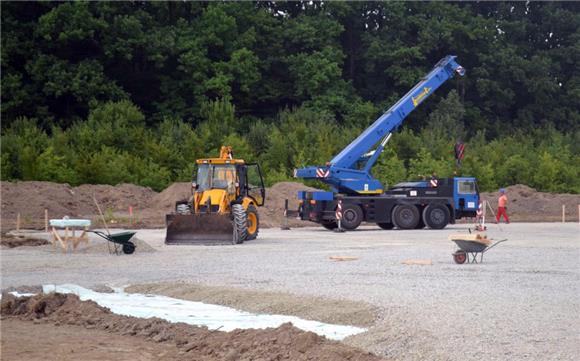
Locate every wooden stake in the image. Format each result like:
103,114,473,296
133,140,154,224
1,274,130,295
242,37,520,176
16,213,21,232
129,206,133,226
578,205,579,224
45,209,49,232
562,205,566,223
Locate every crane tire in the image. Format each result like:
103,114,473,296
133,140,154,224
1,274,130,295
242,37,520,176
232,204,247,244
422,204,450,229
340,204,363,230
392,204,420,229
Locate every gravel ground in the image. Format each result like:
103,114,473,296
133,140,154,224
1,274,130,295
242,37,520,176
1,223,579,361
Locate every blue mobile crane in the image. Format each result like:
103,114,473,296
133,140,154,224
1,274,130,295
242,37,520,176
294,56,479,230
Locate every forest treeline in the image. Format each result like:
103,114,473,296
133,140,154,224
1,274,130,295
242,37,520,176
1,2,579,193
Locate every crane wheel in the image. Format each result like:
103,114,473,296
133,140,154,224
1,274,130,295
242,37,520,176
232,204,247,244
422,204,450,229
340,204,363,230
246,205,259,240
392,204,420,229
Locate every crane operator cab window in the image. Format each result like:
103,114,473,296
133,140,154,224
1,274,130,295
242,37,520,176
196,164,237,194
458,180,476,194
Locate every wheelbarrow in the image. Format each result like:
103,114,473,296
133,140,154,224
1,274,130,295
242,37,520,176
451,238,507,264
90,230,136,255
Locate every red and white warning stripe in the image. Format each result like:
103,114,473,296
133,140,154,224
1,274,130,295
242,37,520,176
476,201,483,217
430,178,438,187
316,168,330,178
335,200,343,221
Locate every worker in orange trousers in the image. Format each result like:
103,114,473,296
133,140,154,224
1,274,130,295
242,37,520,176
495,188,510,224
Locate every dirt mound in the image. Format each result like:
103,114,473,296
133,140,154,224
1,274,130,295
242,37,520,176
0,233,49,248
1,293,385,361
1,181,157,231
150,182,191,212
481,184,580,222
3,180,578,232
261,181,320,228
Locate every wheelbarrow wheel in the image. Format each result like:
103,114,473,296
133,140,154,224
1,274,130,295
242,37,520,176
453,250,467,264
122,243,136,255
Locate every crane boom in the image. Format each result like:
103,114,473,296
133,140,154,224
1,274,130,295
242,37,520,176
295,55,465,195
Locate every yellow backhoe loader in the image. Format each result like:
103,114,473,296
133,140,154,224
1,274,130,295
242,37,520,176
165,146,265,245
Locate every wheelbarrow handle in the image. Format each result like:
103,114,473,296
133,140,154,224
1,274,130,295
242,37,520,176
483,238,508,253
88,230,111,240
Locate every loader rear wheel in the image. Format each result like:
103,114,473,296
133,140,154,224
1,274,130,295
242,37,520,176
393,204,420,230
246,205,259,240
232,204,247,244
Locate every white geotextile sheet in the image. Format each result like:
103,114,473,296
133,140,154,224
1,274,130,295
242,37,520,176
42,284,366,341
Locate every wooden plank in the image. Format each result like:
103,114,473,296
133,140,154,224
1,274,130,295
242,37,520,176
329,256,359,261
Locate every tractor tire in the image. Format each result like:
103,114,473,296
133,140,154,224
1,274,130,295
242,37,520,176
341,204,363,230
422,204,450,229
392,204,420,230
377,222,394,230
321,221,338,230
232,204,247,244
246,205,259,240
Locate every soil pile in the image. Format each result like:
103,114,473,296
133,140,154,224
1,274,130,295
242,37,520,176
480,185,579,222
150,182,192,212
1,181,157,230
0,233,49,248
261,181,320,228
1,293,385,361
3,180,578,232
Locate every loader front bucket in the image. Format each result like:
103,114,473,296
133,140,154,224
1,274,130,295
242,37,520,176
165,214,235,245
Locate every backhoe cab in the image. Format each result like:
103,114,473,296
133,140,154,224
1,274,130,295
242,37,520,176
165,146,265,245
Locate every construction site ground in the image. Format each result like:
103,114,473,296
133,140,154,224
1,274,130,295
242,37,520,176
1,223,578,361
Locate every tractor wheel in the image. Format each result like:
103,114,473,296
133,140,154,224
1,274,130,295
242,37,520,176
232,204,247,244
246,205,259,240
321,221,338,230
341,204,363,230
422,204,450,229
453,250,467,264
377,222,394,230
392,204,420,230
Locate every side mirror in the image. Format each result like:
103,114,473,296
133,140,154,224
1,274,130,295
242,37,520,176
192,182,199,190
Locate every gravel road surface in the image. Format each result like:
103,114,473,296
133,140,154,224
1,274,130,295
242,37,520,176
2,223,578,360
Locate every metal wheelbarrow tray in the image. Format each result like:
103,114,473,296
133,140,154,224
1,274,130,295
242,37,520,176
90,230,137,255
450,237,507,264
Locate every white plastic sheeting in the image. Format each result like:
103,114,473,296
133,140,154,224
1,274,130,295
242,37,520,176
42,284,366,341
